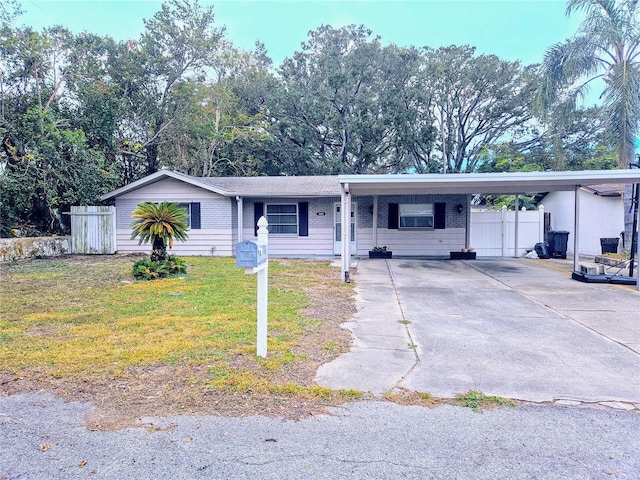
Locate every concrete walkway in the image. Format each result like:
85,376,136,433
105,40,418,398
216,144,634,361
315,258,640,408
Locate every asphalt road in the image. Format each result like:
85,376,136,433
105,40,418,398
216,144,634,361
1,393,639,479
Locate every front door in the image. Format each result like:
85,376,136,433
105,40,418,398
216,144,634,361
334,202,357,255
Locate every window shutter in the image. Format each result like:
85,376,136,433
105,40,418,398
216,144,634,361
190,202,201,229
298,202,309,237
434,202,446,229
388,203,399,229
254,202,264,236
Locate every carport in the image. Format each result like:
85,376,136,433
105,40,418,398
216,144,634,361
338,169,640,289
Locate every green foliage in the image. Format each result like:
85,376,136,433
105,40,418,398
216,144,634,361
538,0,640,168
484,195,537,211
132,255,187,280
130,202,189,261
456,390,516,411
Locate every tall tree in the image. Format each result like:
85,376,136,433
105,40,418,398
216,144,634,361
0,23,118,235
420,46,538,173
116,0,225,178
538,0,640,246
275,25,401,174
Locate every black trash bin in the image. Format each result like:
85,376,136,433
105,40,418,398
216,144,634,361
547,231,569,259
600,238,619,254
534,242,550,259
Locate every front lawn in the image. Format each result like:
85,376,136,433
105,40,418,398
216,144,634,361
0,255,357,427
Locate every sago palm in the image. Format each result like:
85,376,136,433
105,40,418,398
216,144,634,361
130,201,189,262
539,0,640,248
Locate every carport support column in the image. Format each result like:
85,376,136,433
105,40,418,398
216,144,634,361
514,195,519,258
465,194,471,249
573,186,581,272
372,195,379,248
636,185,640,291
501,205,507,257
341,183,351,282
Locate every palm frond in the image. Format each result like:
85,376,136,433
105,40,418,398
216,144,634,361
602,58,640,166
130,201,189,249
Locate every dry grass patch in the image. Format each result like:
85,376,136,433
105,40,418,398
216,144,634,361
0,255,356,428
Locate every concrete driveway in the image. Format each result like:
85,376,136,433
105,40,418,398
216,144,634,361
315,258,640,407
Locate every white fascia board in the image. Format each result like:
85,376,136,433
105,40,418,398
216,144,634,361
338,170,640,195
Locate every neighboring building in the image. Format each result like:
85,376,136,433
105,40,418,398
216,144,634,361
539,184,624,256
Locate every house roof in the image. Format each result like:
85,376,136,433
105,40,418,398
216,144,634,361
580,183,625,197
101,170,340,200
101,169,640,201
198,175,340,197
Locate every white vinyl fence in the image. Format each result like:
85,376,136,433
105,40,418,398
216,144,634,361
470,205,545,257
69,206,117,254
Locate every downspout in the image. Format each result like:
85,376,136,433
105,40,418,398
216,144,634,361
236,196,243,244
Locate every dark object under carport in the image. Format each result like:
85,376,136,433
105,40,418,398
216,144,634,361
572,270,637,285
534,242,550,259
547,231,570,259
600,237,619,254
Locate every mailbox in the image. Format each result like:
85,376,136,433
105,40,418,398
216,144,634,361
236,241,267,268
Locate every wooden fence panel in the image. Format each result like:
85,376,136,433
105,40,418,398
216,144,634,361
70,206,117,254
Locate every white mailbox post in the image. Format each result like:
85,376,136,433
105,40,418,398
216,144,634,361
235,216,269,358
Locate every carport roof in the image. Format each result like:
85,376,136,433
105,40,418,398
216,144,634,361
339,170,640,195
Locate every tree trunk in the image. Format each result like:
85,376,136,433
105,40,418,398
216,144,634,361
150,237,167,263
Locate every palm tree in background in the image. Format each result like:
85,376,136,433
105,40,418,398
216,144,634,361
130,201,189,262
538,0,640,247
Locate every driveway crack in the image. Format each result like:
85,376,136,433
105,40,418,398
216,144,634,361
385,259,421,388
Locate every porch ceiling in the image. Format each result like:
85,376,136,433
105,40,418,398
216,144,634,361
339,170,640,196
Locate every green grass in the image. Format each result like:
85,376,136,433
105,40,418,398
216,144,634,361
0,257,348,391
455,390,517,411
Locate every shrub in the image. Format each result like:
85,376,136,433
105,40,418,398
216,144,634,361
132,255,187,280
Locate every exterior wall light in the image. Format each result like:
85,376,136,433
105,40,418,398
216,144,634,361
457,204,464,213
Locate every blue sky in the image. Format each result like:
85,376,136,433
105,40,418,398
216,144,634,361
18,0,582,67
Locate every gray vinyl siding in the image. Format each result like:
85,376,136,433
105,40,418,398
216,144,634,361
113,178,234,256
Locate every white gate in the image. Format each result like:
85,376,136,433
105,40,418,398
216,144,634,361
470,205,545,257
70,206,117,254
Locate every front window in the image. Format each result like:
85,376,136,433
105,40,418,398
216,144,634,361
399,203,434,229
177,203,193,228
266,204,298,235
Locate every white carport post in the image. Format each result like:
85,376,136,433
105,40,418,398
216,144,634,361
372,195,379,248
573,186,581,272
514,195,519,257
465,194,471,249
636,189,640,291
341,182,351,282
501,205,508,257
